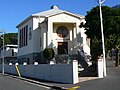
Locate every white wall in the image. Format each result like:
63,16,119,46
32,17,41,52
76,19,90,56
0,61,78,84
49,13,81,23
32,17,47,51
18,18,33,56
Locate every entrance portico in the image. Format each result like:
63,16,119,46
48,22,78,55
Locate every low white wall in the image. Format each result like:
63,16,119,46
0,61,78,84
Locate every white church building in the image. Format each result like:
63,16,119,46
16,5,90,64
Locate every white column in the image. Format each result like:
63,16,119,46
43,33,46,49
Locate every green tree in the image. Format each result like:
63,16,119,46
0,33,18,47
84,6,120,61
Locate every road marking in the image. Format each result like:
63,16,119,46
66,86,80,90
15,65,21,77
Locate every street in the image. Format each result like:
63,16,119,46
77,60,120,90
50,60,120,90
0,74,50,90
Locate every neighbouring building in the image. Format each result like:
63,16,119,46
16,5,90,64
0,44,18,64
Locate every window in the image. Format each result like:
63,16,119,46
21,28,23,47
27,58,29,64
12,49,14,56
29,27,32,40
19,29,22,48
26,25,28,45
24,27,26,46
56,26,69,38
19,25,28,48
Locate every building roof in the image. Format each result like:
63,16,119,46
16,5,84,28
32,5,84,18
0,44,18,51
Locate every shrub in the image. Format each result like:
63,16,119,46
43,48,55,60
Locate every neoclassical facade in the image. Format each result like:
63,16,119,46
16,5,90,64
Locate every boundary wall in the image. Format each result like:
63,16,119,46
0,60,78,84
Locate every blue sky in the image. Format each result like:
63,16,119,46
0,0,119,33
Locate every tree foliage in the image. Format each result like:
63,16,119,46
84,6,120,60
0,33,18,47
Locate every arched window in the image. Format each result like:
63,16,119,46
56,26,69,38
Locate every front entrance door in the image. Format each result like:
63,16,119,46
58,42,68,54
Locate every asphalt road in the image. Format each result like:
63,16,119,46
0,74,50,90
77,60,120,90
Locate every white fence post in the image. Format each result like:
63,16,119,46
72,60,78,84
98,57,104,78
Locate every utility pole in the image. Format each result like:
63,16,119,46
0,29,5,74
98,0,107,77
2,31,5,74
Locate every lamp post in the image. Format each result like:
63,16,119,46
0,29,5,74
98,0,107,77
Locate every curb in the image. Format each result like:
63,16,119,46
3,73,66,90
